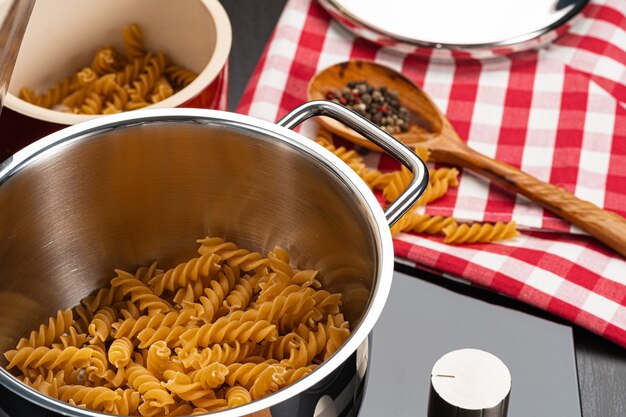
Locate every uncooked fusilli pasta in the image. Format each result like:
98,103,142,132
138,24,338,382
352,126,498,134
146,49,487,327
19,24,197,115
443,221,520,244
3,237,351,415
313,129,520,245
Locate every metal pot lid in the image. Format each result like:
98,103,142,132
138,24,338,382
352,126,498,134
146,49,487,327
318,0,589,59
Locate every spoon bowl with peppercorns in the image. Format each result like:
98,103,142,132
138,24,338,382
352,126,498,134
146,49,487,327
308,59,626,260
307,60,442,151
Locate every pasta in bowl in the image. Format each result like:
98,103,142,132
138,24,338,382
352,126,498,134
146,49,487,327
4,237,351,415
0,0,231,158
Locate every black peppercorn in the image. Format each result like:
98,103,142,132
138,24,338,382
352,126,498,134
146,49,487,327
325,81,411,134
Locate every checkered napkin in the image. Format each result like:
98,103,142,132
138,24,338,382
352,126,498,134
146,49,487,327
236,0,626,347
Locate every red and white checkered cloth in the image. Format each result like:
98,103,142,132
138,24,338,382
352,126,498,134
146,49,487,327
236,0,626,347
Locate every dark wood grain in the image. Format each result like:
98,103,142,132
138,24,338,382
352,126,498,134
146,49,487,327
575,329,626,417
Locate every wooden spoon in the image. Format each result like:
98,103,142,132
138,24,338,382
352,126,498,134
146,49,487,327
308,60,626,258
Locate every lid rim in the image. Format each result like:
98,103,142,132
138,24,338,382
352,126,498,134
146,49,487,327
319,0,589,58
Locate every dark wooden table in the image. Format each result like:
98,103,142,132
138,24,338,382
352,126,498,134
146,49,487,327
218,1,626,416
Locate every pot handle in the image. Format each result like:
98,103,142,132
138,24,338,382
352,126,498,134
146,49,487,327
277,100,429,227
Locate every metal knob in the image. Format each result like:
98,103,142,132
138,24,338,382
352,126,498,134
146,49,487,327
428,349,511,417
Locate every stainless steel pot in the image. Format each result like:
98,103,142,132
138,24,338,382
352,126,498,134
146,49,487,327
0,101,428,416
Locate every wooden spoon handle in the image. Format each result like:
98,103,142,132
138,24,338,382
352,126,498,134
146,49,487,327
430,139,626,258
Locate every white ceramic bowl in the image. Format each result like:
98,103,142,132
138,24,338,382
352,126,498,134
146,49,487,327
4,0,232,125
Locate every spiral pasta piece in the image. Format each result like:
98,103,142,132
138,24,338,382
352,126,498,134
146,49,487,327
414,146,431,163
85,341,109,379
181,265,236,323
116,52,149,85
5,346,94,372
150,77,174,103
91,48,118,75
61,88,87,109
197,237,270,273
315,136,363,168
125,98,150,110
165,65,198,89
103,366,126,388
23,372,62,398
282,366,317,386
111,388,141,416
361,169,394,190
443,221,519,244
110,269,172,312
384,165,459,206
88,307,118,343
228,286,315,324
390,212,458,236
163,370,224,408
224,273,258,311
136,324,187,349
126,364,175,409
225,385,252,407
257,282,302,304
225,362,285,396
420,167,459,205
104,83,129,114
189,362,229,389
122,23,144,60
108,338,133,368
261,250,320,290
18,87,38,104
79,92,104,115
249,364,286,400
324,315,351,360
129,51,167,101
58,385,120,412
176,341,256,370
112,310,193,340
287,323,328,366
133,261,162,284
260,333,301,362
115,301,140,321
86,73,119,97
16,309,73,349
383,165,412,203
196,236,237,256
50,327,88,350
20,76,78,109
311,290,342,316
291,269,322,289
267,246,293,277
173,280,205,305
315,134,385,190
146,340,176,378
180,316,277,349
81,284,123,314
148,253,221,296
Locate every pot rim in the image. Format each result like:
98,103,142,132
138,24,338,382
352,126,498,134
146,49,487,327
0,107,395,417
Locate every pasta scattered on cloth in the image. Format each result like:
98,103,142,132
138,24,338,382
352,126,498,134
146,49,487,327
3,237,350,416
314,129,519,244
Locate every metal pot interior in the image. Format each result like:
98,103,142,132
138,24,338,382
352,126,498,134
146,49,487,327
0,112,384,404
